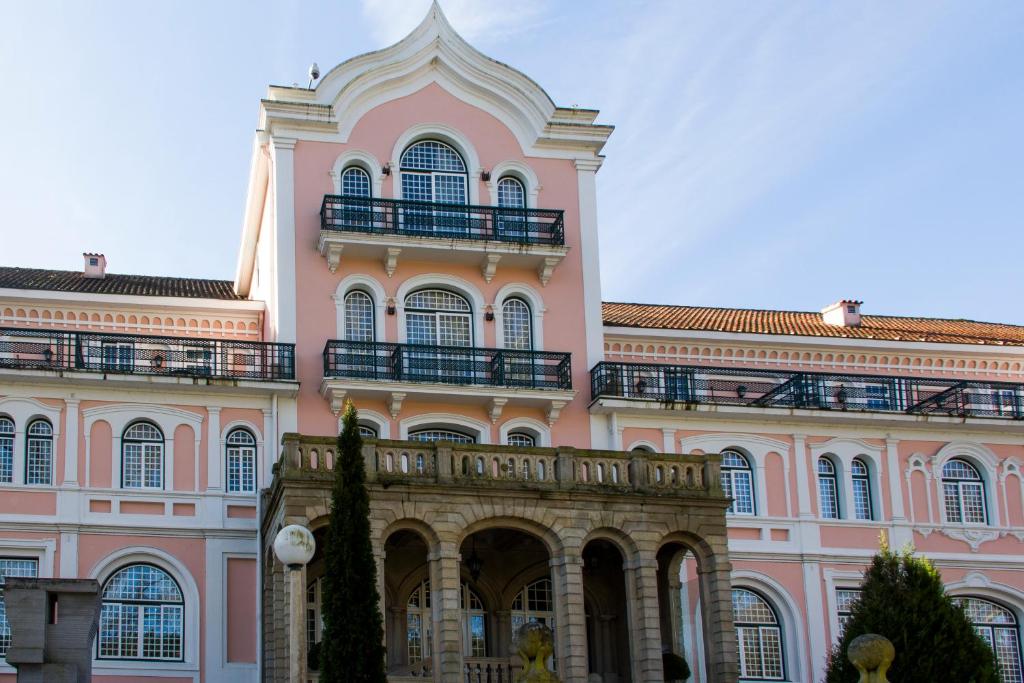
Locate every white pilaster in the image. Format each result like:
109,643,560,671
793,433,813,517
63,398,80,487
59,532,79,578
575,158,605,370
271,136,298,344
207,407,222,491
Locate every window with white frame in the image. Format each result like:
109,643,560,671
511,578,554,632
835,588,861,633
851,458,873,520
497,176,525,208
502,298,532,351
25,419,52,485
732,587,784,681
407,580,432,663
408,428,474,444
307,577,323,658
953,596,1022,683
721,450,755,515
341,166,371,197
358,424,379,439
101,341,134,372
496,176,527,239
0,557,39,656
461,582,487,658
122,422,164,489
0,417,13,484
98,564,184,661
942,458,987,524
344,290,375,342
507,431,536,447
225,428,256,493
400,141,468,235
817,457,840,519
405,289,473,381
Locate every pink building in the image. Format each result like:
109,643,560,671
1,4,1022,682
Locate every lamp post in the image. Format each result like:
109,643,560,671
274,525,316,683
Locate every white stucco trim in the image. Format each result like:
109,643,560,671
809,437,885,522
679,433,791,518
390,123,482,204
333,274,388,342
499,417,551,447
945,575,1024,623
395,274,486,345
399,412,491,444
329,149,385,198
492,282,546,351
625,439,659,453
822,568,865,646
486,160,540,207
88,546,201,674
932,441,1002,527
0,396,63,487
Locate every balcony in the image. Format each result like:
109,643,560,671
320,340,574,423
0,327,295,383
317,195,569,284
591,361,1024,423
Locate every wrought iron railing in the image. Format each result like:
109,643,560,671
324,340,571,390
0,327,295,381
320,195,565,246
591,362,1024,420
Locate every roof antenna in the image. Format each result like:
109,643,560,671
307,62,320,89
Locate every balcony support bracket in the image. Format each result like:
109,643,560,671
384,248,402,278
481,254,502,283
546,399,568,426
538,256,561,287
388,392,406,419
325,243,344,273
324,387,347,416
487,398,508,424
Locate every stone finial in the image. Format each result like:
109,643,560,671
848,633,895,683
513,622,560,683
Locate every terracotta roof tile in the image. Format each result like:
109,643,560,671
0,267,243,301
602,302,1024,347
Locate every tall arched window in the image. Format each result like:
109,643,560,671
817,457,840,519
502,298,532,350
407,580,432,663
511,578,554,632
408,428,474,444
461,582,487,657
401,141,468,203
0,417,13,484
340,166,371,197
344,290,375,342
496,176,527,240
942,458,987,524
851,458,873,520
25,419,52,485
721,450,754,515
732,588,784,681
497,176,526,208
98,564,184,661
225,428,256,493
953,597,1022,682
405,289,472,347
122,422,164,489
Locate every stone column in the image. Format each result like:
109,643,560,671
625,554,665,683
550,550,588,682
429,542,463,681
494,610,511,658
697,551,739,683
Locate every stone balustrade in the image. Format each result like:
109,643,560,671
276,434,720,497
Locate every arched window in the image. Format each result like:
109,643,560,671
358,424,379,439
306,577,322,658
461,582,487,658
511,578,554,633
405,289,472,347
122,422,164,489
732,587,784,681
408,428,475,444
721,450,754,515
817,457,840,519
502,298,532,351
225,428,256,493
0,557,38,657
496,176,527,240
25,419,52,486
98,564,184,661
340,166,371,197
0,417,13,484
507,431,535,447
851,458,873,520
497,176,526,208
953,597,1022,682
407,580,432,663
344,290,375,342
942,458,987,524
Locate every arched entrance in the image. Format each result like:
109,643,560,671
583,538,632,682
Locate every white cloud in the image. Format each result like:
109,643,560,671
359,0,548,46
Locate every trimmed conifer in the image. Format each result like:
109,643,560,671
319,401,387,682
824,540,999,682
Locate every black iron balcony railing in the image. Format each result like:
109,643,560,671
0,327,295,381
320,195,565,246
324,340,572,390
591,361,1024,420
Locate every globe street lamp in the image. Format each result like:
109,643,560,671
274,525,316,682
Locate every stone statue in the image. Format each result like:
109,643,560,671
848,633,895,683
513,621,561,683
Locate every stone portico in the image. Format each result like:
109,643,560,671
260,436,738,683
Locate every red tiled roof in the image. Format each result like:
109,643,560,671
602,302,1024,347
0,267,243,300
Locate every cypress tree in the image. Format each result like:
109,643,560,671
319,401,387,682
824,540,999,682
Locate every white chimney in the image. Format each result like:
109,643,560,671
83,253,107,279
821,300,862,327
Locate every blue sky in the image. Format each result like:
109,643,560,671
1,1,1022,323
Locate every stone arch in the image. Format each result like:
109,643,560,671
457,515,563,559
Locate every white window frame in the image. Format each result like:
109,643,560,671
121,421,164,490
225,428,257,494
817,456,840,520
721,450,755,515
942,458,988,525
